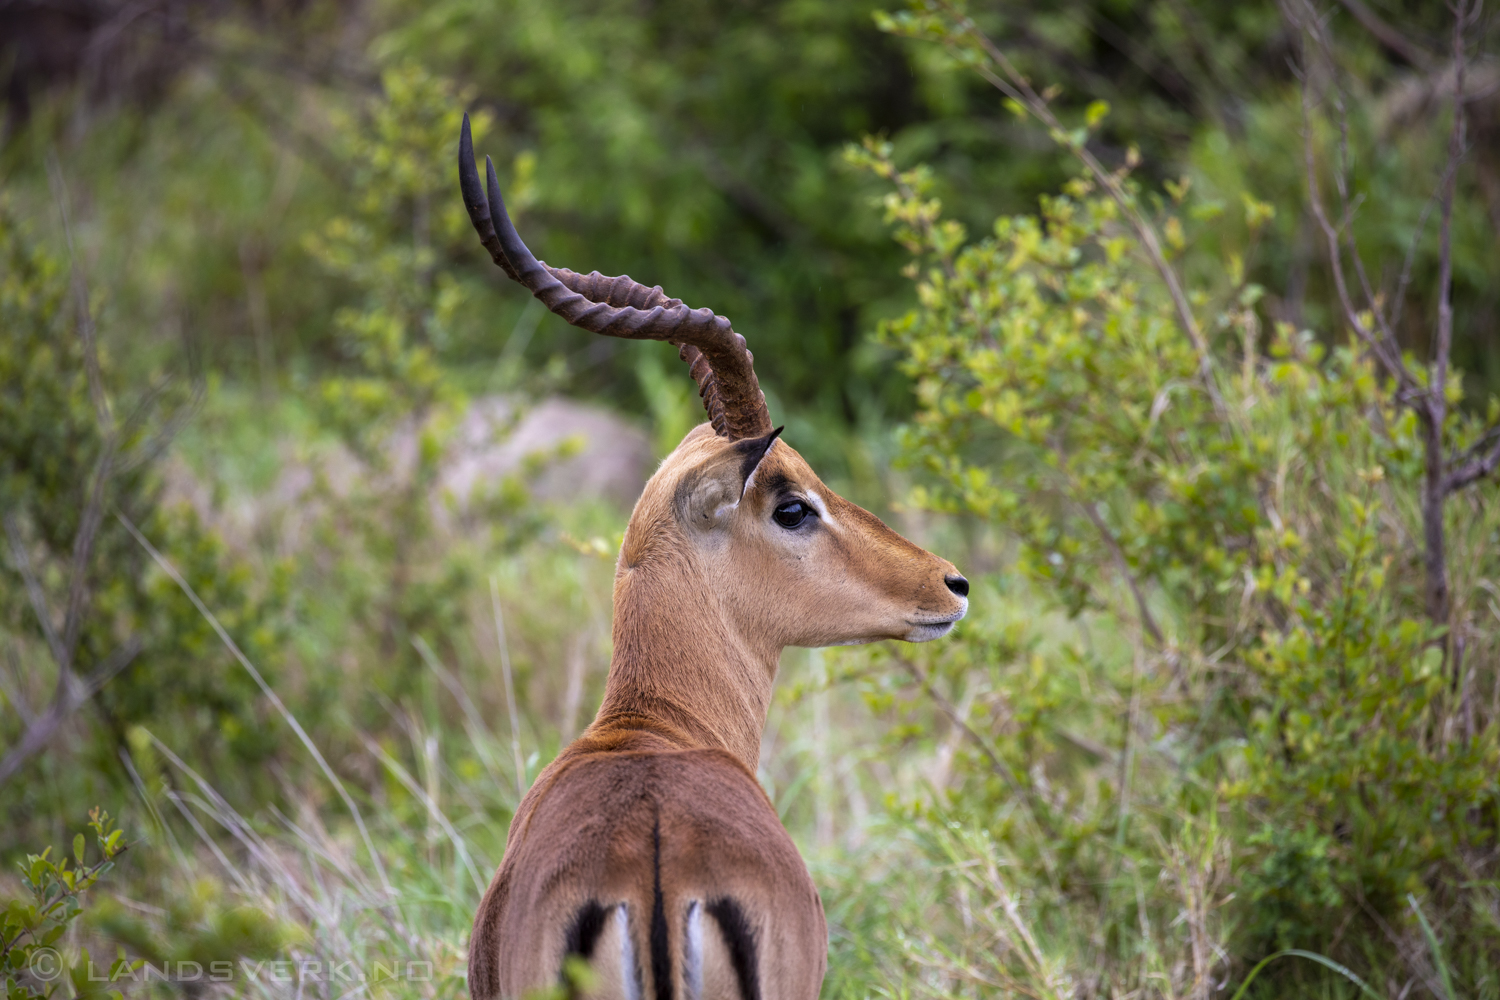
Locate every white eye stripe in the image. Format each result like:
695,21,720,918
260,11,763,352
805,490,832,524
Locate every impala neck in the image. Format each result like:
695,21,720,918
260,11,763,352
589,545,781,772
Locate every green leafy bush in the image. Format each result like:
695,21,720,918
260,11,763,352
838,12,1500,986
2,810,128,1000
1,203,284,823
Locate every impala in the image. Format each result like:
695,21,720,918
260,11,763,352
458,116,969,1000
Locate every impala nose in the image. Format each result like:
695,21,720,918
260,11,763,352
944,574,969,598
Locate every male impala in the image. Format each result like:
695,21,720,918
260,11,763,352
458,116,968,1000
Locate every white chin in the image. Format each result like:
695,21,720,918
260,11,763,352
825,635,885,647
904,621,955,643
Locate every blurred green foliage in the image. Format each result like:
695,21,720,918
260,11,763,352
4,0,1490,432
827,6,1500,989
1,203,286,816
1,0,1498,996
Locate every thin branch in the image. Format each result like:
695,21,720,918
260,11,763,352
1304,0,1419,365
1289,0,1480,626
115,296,206,476
1390,182,1444,334
1080,501,1166,647
60,435,119,674
46,155,112,430
0,636,141,786
0,644,35,726
3,514,68,670
44,156,124,677
1337,0,1435,70
3,161,207,787
1431,0,1470,423
1447,431,1500,491
123,383,206,474
1291,1,1417,395
886,647,1026,796
1069,7,1199,110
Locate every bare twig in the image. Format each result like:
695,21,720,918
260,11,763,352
1336,0,1435,70
886,646,1027,798
1292,2,1416,394
1447,430,1500,490
117,356,208,475
0,163,210,785
1416,0,1474,624
0,636,141,786
4,514,68,670
1080,501,1166,647
42,156,125,673
0,161,193,784
1390,183,1444,334
0,645,35,726
1431,1,1470,419
46,155,112,430
3,155,128,775
61,436,119,670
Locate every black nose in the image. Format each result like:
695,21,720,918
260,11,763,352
944,574,969,598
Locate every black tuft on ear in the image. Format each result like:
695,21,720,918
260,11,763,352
734,426,784,496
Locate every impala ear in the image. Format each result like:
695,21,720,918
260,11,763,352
677,427,783,533
733,426,783,497
680,471,740,532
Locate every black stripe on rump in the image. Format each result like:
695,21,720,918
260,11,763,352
563,900,610,964
706,898,760,1000
651,820,672,1000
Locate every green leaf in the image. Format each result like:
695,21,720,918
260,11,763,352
1227,949,1383,1000
1409,894,1458,1000
72,837,84,867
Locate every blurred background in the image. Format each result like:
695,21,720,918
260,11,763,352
2,0,1499,997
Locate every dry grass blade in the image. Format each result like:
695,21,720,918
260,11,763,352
413,635,508,791
357,732,485,895
489,575,528,800
118,510,396,899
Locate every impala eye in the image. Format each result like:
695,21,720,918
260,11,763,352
773,500,812,529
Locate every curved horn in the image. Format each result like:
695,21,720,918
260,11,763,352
458,114,773,441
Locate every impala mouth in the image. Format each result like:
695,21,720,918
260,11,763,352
904,609,966,643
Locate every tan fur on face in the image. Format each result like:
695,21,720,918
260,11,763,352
656,424,967,650
468,423,966,1000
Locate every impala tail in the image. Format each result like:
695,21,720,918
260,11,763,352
559,821,760,1000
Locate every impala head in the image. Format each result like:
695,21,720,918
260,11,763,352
624,424,967,647
458,116,967,649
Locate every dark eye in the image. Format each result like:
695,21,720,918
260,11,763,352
773,500,812,529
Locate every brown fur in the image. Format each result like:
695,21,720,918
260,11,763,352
468,424,967,999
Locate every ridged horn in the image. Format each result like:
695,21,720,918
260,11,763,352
458,114,773,441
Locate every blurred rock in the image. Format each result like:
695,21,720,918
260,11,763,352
161,395,653,552
438,396,653,510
